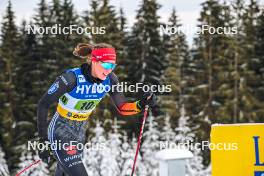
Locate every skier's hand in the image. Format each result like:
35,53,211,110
38,137,52,164
139,91,157,108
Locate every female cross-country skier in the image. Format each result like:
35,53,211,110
37,43,156,176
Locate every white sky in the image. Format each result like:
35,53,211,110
0,0,263,45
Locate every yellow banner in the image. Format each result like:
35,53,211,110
211,124,264,176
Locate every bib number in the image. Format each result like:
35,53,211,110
80,102,94,110
74,100,99,111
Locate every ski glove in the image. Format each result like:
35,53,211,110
138,92,157,109
38,137,52,164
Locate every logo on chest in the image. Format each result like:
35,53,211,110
75,83,109,95
78,75,86,83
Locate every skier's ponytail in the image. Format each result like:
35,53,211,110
73,43,94,59
73,43,114,59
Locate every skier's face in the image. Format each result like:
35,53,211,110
91,60,116,80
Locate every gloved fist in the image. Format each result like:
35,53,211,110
139,91,157,108
38,137,52,164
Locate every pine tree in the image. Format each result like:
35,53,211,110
240,0,263,122
15,20,40,140
126,0,164,86
161,8,190,120
46,0,63,79
32,0,53,90
90,0,122,48
88,0,100,28
254,7,264,121
215,0,263,123
187,0,243,164
87,0,122,49
187,0,239,145
208,0,238,124
118,8,126,35
47,0,83,79
115,7,128,81
0,0,20,171
32,0,80,85
8,20,42,173
55,0,83,69
123,0,164,136
191,0,224,118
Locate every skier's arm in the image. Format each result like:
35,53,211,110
108,73,142,116
37,72,76,139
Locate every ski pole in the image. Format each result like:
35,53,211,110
131,105,149,176
16,159,42,176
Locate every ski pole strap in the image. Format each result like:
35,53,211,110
131,105,149,176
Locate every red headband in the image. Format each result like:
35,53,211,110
91,48,116,62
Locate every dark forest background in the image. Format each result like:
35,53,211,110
1,0,264,174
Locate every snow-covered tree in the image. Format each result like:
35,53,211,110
0,147,9,176
84,120,107,176
175,106,210,175
141,113,159,176
120,133,135,176
186,148,206,176
100,118,122,176
161,114,176,142
17,146,49,176
175,106,195,143
130,136,147,176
